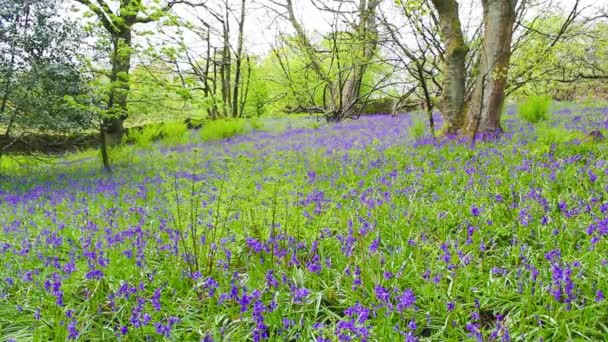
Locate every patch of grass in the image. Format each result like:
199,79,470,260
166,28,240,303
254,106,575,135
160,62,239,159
161,121,189,145
410,114,427,139
199,119,248,141
125,124,161,148
518,95,551,123
4,109,608,341
535,123,583,146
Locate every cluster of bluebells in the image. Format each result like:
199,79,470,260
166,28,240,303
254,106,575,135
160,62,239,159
1,108,608,340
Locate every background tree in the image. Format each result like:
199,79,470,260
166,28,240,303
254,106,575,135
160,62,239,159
0,0,93,162
73,0,178,143
267,0,381,122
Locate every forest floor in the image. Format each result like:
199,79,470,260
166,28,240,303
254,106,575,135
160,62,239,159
1,103,608,341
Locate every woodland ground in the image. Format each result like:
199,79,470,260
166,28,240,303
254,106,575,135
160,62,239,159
1,103,608,341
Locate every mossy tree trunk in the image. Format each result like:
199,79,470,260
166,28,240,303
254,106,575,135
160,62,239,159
430,0,469,134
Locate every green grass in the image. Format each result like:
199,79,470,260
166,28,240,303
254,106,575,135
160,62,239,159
518,95,551,123
161,121,189,145
1,108,608,341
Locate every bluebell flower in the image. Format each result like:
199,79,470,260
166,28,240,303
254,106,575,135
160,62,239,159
67,320,79,340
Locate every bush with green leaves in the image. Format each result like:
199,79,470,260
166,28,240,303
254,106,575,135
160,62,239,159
0,0,92,141
161,121,189,145
518,96,551,123
126,125,160,148
199,119,248,141
409,114,427,139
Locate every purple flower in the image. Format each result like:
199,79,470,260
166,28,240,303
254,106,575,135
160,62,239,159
408,318,417,331
282,318,294,329
471,206,481,217
596,290,605,302
67,320,79,340
151,288,162,311
203,277,219,297
588,170,598,183
292,287,310,304
374,284,391,304
85,270,104,280
265,270,278,289
545,249,561,262
370,238,380,253
447,301,455,311
397,289,416,312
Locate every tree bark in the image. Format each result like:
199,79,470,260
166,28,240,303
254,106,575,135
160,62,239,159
337,0,380,121
463,0,517,136
100,125,112,173
105,29,132,144
240,55,251,117
212,48,219,119
221,2,231,117
417,61,436,139
232,0,246,118
75,0,141,144
285,0,338,112
430,0,469,134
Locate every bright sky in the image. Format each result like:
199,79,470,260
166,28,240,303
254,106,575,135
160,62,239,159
65,0,602,58
243,0,600,55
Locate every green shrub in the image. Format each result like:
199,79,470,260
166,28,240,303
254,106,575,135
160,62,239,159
127,125,160,148
249,118,264,130
518,96,551,123
532,123,585,155
199,119,247,141
161,121,189,145
409,115,426,140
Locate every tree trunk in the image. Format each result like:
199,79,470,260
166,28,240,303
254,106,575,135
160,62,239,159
417,61,436,139
203,26,215,119
105,29,132,145
212,48,219,119
221,3,231,118
285,0,338,112
463,0,517,136
232,0,246,118
430,0,468,134
240,55,251,117
335,0,380,121
100,125,112,173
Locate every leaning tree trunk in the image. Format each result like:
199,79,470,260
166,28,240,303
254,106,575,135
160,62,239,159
463,0,517,136
430,0,469,134
285,0,338,114
105,29,132,145
334,0,380,121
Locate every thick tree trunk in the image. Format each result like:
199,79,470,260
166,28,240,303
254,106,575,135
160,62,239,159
463,0,516,136
430,0,469,134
